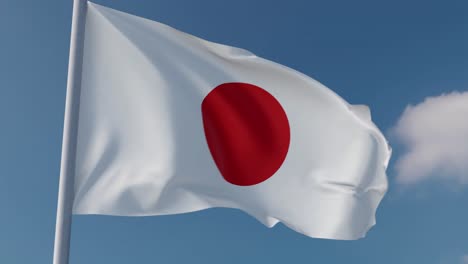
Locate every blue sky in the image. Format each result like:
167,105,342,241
1,0,468,263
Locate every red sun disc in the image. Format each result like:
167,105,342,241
201,82,290,186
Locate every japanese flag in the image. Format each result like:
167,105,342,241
72,2,391,240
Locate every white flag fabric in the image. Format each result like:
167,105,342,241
73,2,391,240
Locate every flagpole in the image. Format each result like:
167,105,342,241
53,0,87,263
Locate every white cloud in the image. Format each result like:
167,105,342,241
461,254,468,264
393,91,468,185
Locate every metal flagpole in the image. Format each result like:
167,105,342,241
53,0,87,263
